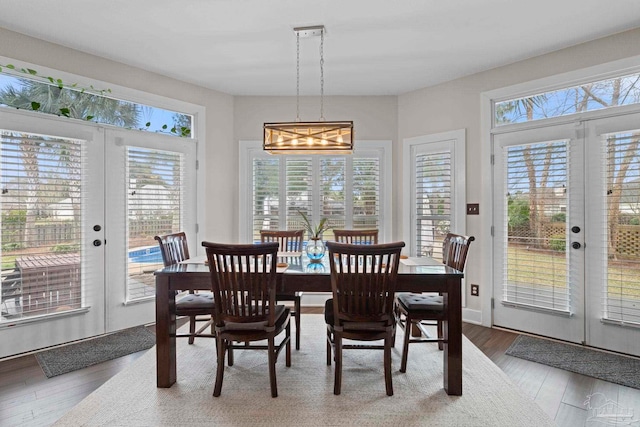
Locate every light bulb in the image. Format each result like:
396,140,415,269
292,139,298,146
307,137,313,145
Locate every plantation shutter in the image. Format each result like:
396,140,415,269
502,141,570,312
353,157,380,229
252,157,280,241
603,131,640,325
320,158,346,230
286,158,313,233
414,150,451,260
1,130,84,318
126,147,183,301
244,144,386,243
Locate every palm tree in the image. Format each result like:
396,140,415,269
0,78,140,126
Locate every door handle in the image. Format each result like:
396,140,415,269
572,242,581,250
93,239,102,247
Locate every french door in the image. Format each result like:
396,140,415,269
492,112,640,356
0,110,196,357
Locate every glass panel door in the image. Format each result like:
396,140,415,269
0,110,105,358
104,129,196,332
492,123,585,344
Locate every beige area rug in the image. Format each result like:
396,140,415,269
54,315,554,426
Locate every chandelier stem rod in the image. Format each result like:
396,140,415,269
296,30,300,122
320,27,325,121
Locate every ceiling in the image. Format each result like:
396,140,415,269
1,0,640,96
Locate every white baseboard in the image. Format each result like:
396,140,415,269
462,308,482,325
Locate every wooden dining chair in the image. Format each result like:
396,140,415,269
325,240,405,396
154,232,215,344
260,229,304,350
333,229,379,245
203,241,291,397
395,233,474,373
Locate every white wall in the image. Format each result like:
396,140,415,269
0,27,236,246
397,27,640,318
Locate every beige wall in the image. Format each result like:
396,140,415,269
398,27,640,316
0,27,236,244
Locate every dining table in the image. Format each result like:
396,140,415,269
154,252,465,395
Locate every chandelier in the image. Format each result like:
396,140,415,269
264,25,353,154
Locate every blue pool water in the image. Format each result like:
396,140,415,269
128,245,163,263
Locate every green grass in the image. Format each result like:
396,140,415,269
507,245,640,299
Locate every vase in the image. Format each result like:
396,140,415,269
305,238,325,262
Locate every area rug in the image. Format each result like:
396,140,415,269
36,326,156,378
54,315,553,426
505,334,640,389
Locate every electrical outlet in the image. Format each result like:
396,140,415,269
466,203,479,215
470,284,479,296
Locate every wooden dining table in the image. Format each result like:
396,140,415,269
154,253,465,395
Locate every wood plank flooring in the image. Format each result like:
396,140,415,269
1,315,639,426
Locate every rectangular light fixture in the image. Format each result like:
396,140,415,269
263,121,353,154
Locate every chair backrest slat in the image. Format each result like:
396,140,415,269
154,232,190,266
333,229,379,245
327,241,404,325
442,233,475,272
204,242,279,327
260,229,304,252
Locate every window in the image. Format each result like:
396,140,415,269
1,130,85,320
126,147,184,301
0,71,192,137
403,130,466,260
240,141,391,243
495,72,640,126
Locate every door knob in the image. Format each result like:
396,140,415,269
571,226,580,233
572,242,581,249
93,239,102,247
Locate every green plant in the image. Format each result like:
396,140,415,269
551,212,566,222
549,234,566,252
298,210,331,239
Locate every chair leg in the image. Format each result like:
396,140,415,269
213,337,226,397
286,319,292,367
333,331,343,395
326,327,332,366
400,314,411,373
294,295,301,350
268,337,278,398
437,320,444,351
188,316,196,345
384,330,394,396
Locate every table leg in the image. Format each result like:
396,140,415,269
156,275,176,387
442,277,462,396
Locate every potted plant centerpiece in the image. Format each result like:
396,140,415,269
298,210,331,262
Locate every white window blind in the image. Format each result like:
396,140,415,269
603,130,640,325
414,151,451,260
502,140,570,312
126,147,183,301
1,130,84,320
248,152,383,241
286,158,313,232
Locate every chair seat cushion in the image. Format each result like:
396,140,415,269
176,292,214,311
397,293,444,312
223,304,288,331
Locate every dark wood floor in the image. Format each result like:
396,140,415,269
2,313,639,426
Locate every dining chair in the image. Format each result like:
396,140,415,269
154,232,215,344
325,240,405,396
260,229,304,350
333,229,379,245
395,233,474,373
203,241,291,397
